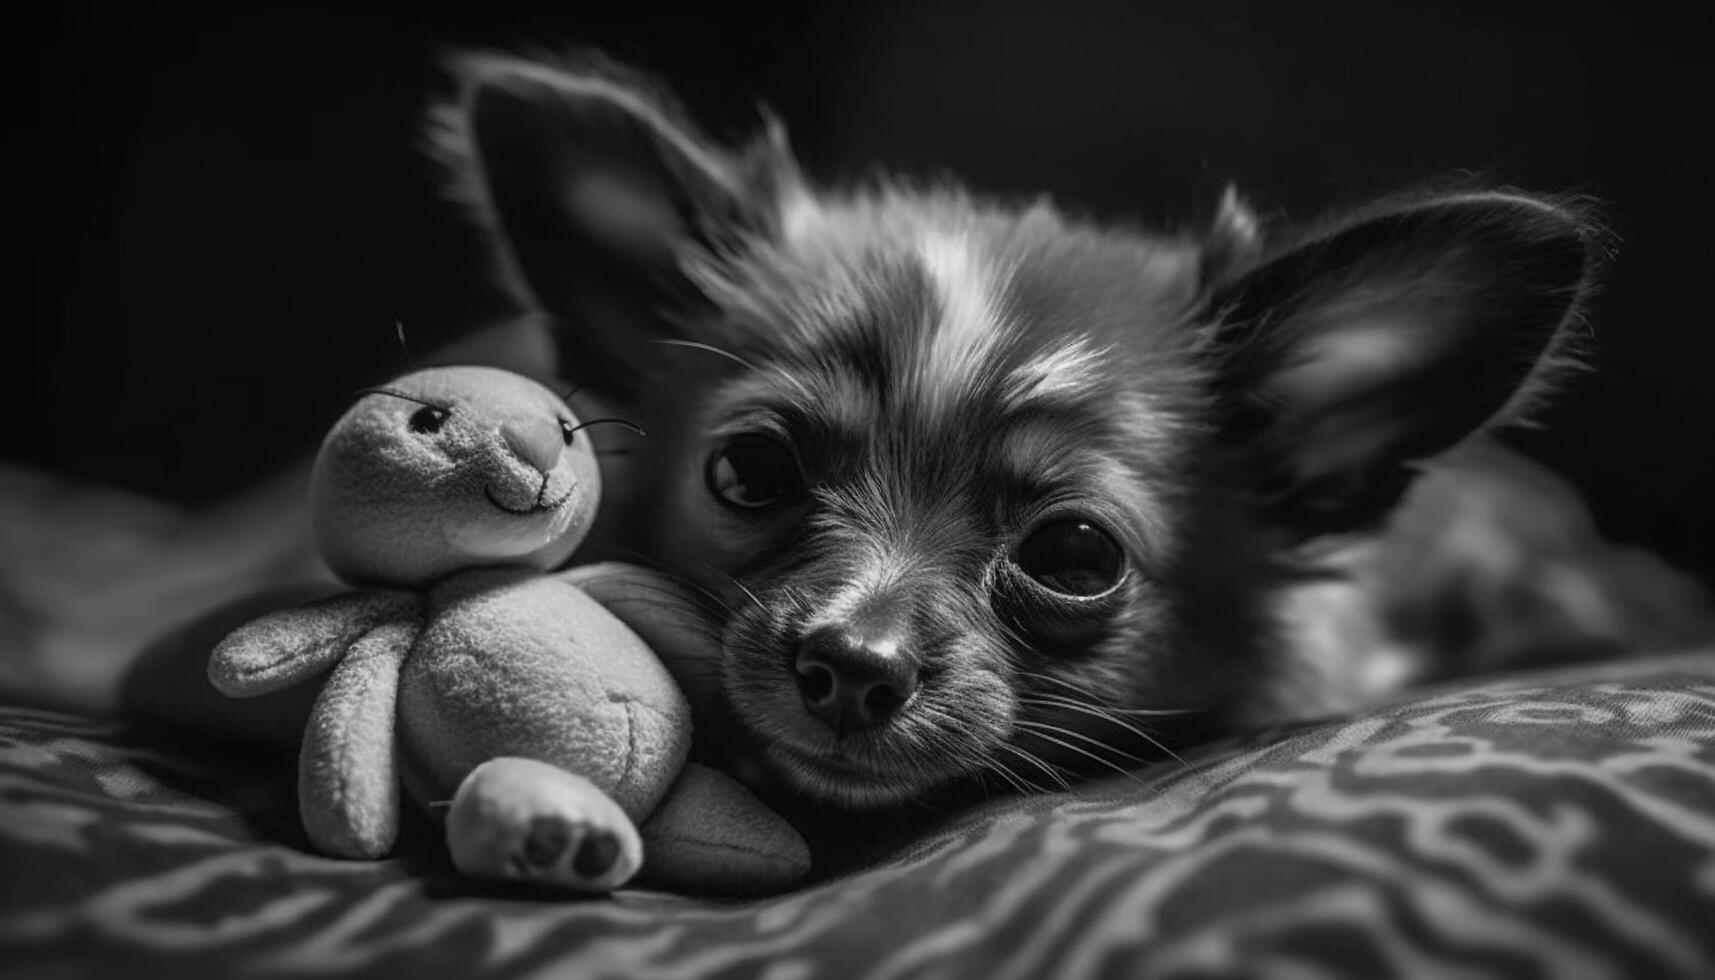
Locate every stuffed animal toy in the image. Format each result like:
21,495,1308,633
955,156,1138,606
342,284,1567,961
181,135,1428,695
207,365,809,896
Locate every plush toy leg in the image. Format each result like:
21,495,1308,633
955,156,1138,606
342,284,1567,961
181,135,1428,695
445,757,643,895
299,620,414,859
638,763,811,896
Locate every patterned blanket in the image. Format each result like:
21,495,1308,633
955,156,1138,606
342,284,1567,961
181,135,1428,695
4,652,1714,979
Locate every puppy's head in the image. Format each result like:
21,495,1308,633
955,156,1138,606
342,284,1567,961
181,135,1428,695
432,52,1597,806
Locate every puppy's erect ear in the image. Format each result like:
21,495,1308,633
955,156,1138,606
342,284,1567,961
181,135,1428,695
1201,189,1600,536
430,51,802,396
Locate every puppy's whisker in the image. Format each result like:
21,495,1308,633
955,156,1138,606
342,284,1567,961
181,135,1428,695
894,704,1021,789
1015,671,1196,716
698,562,767,616
1017,695,1189,756
1020,687,1195,718
1013,721,1151,783
655,338,757,371
731,578,767,616
910,730,975,782
1013,686,1193,764
976,735,1047,795
988,751,1047,793
1017,696,1164,752
1084,718,1184,768
652,338,817,400
995,742,1073,792
1013,717,1158,769
979,758,1034,796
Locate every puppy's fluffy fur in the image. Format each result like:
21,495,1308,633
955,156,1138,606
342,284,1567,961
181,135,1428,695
421,51,1617,809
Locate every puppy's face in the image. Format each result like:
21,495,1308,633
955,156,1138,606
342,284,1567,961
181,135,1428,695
434,53,1597,808
646,200,1237,805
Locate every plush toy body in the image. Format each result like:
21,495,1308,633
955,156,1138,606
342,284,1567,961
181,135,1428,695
208,366,808,895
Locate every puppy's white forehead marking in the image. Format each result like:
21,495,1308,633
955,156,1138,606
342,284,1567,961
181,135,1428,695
1001,338,1109,414
803,543,912,632
778,183,825,245
917,230,1008,412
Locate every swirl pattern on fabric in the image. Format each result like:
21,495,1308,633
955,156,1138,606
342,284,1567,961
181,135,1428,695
3,655,1713,980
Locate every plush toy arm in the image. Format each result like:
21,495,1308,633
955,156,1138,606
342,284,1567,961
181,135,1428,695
638,763,811,896
209,590,418,697
299,619,415,859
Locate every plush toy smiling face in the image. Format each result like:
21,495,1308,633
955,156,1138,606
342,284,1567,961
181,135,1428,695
311,366,604,587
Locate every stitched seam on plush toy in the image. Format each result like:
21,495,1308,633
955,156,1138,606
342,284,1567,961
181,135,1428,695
620,700,640,791
661,834,797,865
610,697,673,784
609,695,673,724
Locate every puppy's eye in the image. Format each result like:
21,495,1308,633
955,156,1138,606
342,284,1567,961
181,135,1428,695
408,406,448,434
706,435,804,510
559,419,577,445
1016,519,1124,597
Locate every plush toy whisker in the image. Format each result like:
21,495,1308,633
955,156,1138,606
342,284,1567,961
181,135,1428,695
351,386,448,411
392,319,417,364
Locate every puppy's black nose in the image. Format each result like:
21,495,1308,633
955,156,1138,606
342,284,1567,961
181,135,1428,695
794,625,919,734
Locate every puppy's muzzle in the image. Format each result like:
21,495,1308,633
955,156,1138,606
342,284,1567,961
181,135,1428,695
793,622,921,735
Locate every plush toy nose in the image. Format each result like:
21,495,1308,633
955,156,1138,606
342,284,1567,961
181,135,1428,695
794,624,920,734
502,419,563,474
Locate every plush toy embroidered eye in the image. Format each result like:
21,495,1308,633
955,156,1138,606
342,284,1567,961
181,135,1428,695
408,404,449,434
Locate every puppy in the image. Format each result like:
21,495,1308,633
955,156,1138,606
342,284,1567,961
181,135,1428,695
420,51,1615,810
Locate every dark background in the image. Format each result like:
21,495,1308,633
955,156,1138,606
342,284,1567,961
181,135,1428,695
23,1,1713,582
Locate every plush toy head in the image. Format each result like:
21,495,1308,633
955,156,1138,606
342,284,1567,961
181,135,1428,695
310,365,601,587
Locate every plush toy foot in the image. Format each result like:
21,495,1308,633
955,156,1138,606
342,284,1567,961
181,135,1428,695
639,763,811,896
445,757,642,894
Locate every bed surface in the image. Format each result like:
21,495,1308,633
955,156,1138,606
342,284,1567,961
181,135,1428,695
5,651,1713,979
